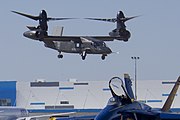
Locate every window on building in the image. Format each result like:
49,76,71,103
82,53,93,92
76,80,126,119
74,83,88,85
0,99,11,106
30,82,59,87
60,101,69,104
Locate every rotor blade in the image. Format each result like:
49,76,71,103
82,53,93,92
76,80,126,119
85,18,117,23
48,17,76,21
11,11,39,21
120,15,140,22
85,15,139,23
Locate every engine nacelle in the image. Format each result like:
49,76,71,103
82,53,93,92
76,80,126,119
119,29,131,39
23,30,47,41
109,29,131,41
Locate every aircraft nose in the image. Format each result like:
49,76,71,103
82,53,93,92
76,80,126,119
23,31,29,37
108,47,112,53
23,31,36,40
106,47,112,54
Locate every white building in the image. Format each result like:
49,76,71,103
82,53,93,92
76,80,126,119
1,77,180,113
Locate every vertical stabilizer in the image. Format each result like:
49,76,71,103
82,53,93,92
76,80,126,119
124,74,135,100
161,76,180,112
52,26,64,36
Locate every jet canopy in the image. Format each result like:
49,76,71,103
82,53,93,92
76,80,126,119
109,77,126,97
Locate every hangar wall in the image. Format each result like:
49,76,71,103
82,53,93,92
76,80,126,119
0,79,180,112
16,80,111,110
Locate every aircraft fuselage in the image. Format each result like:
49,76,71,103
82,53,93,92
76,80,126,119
53,41,112,54
23,30,112,55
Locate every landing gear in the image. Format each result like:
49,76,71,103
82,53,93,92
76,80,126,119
101,54,107,60
57,52,63,59
82,56,86,60
58,54,63,58
81,51,87,60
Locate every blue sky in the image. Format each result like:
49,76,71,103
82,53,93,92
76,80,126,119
0,0,180,81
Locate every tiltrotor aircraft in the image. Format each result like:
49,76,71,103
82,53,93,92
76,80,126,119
12,10,136,60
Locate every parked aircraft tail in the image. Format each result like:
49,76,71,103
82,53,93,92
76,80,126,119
124,74,135,101
161,76,180,112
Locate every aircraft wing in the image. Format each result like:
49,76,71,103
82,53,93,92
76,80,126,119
43,36,126,42
159,112,180,119
16,112,75,120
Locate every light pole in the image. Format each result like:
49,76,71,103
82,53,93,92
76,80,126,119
131,56,140,100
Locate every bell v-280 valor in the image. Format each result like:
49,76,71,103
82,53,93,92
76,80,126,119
12,10,137,60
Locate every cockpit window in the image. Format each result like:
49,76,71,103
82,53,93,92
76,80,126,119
109,77,126,97
93,41,105,47
103,42,106,47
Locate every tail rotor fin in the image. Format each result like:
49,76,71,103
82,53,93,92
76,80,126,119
161,76,180,112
